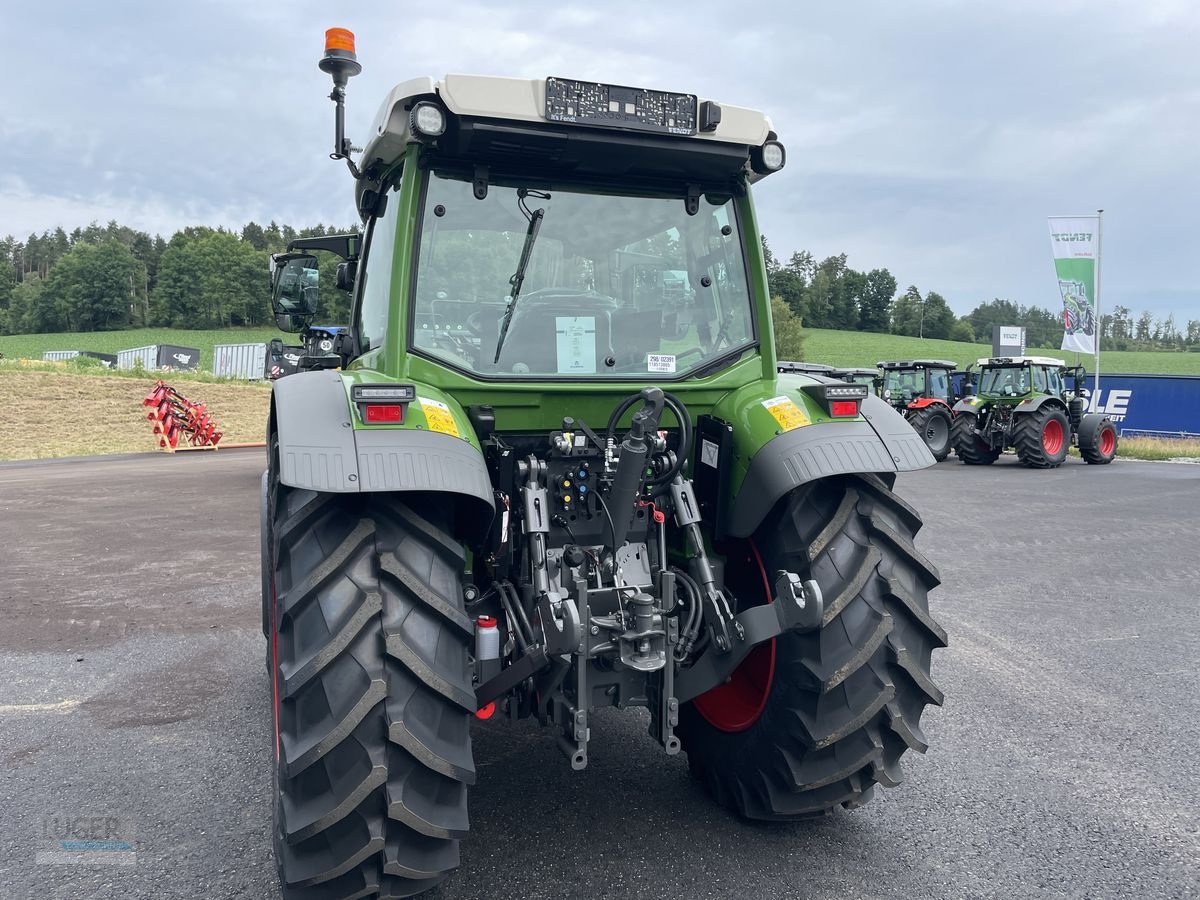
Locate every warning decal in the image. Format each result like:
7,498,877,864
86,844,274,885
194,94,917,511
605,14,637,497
762,395,811,432
419,397,462,438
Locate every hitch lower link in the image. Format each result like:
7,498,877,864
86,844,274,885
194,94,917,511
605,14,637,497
674,571,824,704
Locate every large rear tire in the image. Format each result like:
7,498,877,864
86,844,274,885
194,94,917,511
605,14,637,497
678,474,946,819
951,411,1001,465
267,477,474,900
907,406,952,462
1013,406,1071,468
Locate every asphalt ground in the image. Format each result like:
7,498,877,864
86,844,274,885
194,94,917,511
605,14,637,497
0,450,1197,900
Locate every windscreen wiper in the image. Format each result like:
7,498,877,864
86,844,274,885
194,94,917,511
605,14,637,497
494,206,544,363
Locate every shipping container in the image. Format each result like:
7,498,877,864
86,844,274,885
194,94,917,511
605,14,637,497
213,342,268,380
42,350,81,361
157,345,200,370
117,345,158,370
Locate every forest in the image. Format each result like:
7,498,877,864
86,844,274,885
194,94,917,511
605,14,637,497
1,221,1196,353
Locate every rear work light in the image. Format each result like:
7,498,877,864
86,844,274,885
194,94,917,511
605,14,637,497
801,382,868,418
351,384,415,425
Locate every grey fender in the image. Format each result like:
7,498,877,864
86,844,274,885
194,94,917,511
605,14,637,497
953,398,979,415
270,370,494,526
1075,412,1113,450
1011,394,1065,416
725,394,935,539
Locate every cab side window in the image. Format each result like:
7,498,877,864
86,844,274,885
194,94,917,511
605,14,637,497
355,188,401,352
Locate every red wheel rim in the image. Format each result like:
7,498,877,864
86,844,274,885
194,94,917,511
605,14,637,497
1042,418,1065,455
1100,427,1116,456
693,541,776,732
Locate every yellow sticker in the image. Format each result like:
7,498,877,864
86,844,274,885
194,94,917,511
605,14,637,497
418,397,461,438
762,395,811,431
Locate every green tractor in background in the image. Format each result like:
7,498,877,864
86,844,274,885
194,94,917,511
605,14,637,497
878,360,959,462
951,355,1118,467
261,29,946,900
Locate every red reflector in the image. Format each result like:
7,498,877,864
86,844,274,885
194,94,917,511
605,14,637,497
364,404,403,424
475,701,496,720
829,400,859,418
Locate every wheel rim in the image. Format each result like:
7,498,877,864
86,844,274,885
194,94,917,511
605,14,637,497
925,414,950,454
693,541,776,733
1100,427,1116,456
1042,418,1065,455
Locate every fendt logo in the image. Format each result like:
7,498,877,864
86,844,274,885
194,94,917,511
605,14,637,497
1052,232,1093,242
1088,389,1132,422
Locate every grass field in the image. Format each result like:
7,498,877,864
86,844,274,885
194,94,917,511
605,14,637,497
800,329,1200,375
3,325,1198,376
0,370,270,460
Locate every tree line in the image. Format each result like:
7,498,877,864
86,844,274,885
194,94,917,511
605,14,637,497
0,220,357,335
0,221,1195,353
763,238,1200,352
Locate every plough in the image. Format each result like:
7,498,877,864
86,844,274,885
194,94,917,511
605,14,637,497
142,381,223,451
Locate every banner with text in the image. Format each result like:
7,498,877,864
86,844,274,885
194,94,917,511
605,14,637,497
1048,216,1099,355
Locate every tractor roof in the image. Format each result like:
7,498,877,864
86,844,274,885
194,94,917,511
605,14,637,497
778,361,834,374
977,355,1066,367
877,359,957,370
356,75,779,214
831,367,881,377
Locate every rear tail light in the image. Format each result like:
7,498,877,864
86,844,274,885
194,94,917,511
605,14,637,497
364,404,404,424
829,400,859,418
801,382,868,418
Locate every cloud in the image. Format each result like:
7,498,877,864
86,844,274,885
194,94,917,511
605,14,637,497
2,0,1197,320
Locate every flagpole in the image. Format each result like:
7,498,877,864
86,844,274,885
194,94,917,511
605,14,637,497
1095,209,1104,406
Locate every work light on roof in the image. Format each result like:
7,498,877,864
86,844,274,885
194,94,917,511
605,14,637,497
411,101,447,137
761,141,785,170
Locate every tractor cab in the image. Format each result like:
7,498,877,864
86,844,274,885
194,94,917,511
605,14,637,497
877,359,957,408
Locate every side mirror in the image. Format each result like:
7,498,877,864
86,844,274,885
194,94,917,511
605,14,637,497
270,254,320,332
335,260,357,292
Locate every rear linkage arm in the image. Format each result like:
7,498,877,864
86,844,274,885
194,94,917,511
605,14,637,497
674,571,824,704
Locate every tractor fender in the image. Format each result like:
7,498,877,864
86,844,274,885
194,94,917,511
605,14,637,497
1075,412,1113,450
953,398,981,415
1010,394,1066,416
270,370,494,523
725,393,935,539
908,397,951,412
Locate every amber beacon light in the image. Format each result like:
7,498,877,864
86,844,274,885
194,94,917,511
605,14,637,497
319,28,363,165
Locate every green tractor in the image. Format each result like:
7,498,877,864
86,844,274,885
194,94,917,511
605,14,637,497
951,355,1118,467
878,360,958,462
261,29,946,900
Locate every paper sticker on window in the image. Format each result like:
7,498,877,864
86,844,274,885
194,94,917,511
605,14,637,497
762,395,810,431
419,397,461,438
555,317,597,374
647,353,676,374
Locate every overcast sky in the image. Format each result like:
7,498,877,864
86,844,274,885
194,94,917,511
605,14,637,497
2,0,1197,320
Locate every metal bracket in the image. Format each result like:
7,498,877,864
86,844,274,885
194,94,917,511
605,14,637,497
675,572,823,704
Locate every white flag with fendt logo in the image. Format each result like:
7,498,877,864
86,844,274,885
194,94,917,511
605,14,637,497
1048,216,1099,355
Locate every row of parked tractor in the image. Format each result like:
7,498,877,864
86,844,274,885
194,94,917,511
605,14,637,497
779,355,1119,468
